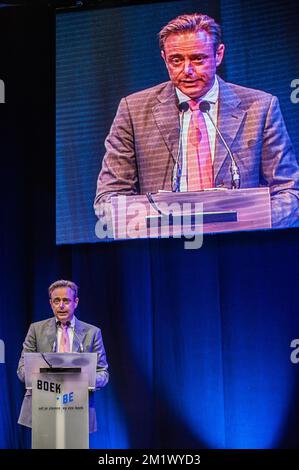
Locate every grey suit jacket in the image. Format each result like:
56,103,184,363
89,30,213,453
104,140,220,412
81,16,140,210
17,316,109,433
94,76,299,228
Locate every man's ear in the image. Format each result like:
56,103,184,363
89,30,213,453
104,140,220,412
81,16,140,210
161,49,170,74
216,43,225,67
75,297,79,309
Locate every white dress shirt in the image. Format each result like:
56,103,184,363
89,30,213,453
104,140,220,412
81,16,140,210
175,77,219,191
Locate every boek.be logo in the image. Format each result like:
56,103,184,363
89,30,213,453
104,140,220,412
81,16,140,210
37,379,74,404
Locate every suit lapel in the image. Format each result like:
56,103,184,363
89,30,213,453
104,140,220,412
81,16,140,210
152,82,179,163
43,317,57,352
213,77,246,180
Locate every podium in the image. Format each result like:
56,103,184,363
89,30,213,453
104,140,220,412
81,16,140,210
108,188,271,240
24,352,97,449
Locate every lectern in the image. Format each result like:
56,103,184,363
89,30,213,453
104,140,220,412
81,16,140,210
109,187,271,239
24,352,97,449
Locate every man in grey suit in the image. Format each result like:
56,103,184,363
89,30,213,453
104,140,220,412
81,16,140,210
17,279,109,433
94,12,299,228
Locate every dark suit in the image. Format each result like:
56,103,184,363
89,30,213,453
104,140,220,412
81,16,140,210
94,76,299,227
17,316,109,433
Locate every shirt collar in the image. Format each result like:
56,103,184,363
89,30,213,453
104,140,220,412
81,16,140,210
176,75,219,105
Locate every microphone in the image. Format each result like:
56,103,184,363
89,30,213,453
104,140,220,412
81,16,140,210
198,100,241,189
74,332,84,353
178,101,189,113
65,321,84,353
172,101,189,192
41,353,53,368
146,192,168,216
52,319,62,352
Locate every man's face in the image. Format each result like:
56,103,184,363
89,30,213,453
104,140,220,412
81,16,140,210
49,287,79,324
161,30,225,99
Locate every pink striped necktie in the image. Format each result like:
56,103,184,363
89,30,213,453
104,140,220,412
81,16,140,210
60,324,70,353
187,99,214,191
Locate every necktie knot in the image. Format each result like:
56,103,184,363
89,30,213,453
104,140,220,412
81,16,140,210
188,99,200,111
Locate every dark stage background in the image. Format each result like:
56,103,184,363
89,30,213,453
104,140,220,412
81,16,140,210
0,0,299,450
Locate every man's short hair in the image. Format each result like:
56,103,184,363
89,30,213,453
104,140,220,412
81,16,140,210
158,13,222,53
48,280,79,299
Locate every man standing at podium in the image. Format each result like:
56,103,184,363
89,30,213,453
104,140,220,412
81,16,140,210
94,12,299,228
17,279,109,433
